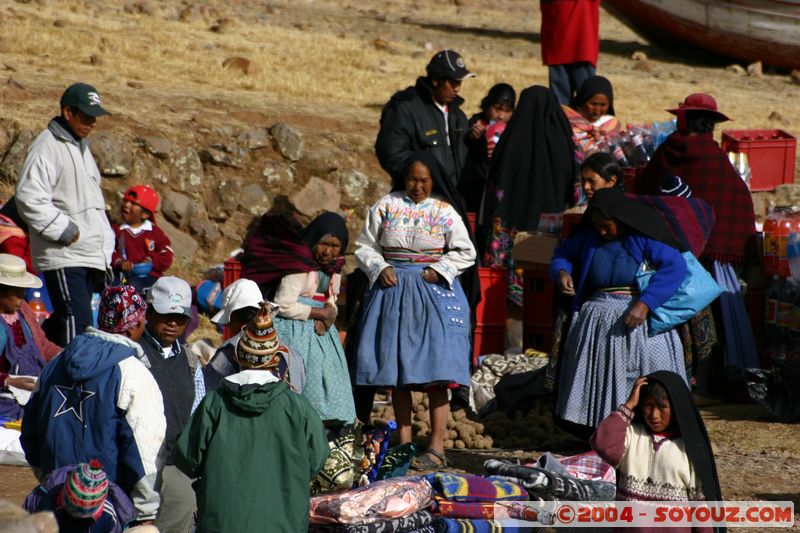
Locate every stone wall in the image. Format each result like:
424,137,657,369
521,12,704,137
0,118,391,277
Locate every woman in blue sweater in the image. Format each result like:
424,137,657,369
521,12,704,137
551,187,688,432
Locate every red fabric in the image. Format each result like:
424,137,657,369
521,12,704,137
0,214,33,272
540,0,600,66
636,132,756,263
0,237,34,273
111,223,174,277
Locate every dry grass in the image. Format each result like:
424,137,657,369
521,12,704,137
2,0,798,143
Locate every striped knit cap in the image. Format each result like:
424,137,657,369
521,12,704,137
235,302,284,369
58,460,109,520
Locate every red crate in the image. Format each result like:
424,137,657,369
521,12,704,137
622,166,646,193
523,324,553,353
522,269,554,329
467,212,477,234
721,129,797,191
473,324,505,359
562,213,583,239
475,267,507,328
223,257,241,288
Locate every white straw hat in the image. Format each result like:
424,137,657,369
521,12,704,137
0,254,42,289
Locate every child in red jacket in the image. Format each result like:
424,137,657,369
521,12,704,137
112,186,173,295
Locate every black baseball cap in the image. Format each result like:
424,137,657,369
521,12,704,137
60,83,111,117
426,50,476,81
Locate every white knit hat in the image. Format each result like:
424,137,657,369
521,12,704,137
212,278,263,325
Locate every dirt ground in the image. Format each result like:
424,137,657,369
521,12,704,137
0,0,798,530
2,402,798,532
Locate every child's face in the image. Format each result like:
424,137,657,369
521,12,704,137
590,211,621,240
121,199,150,226
0,285,25,314
642,397,673,433
487,103,513,123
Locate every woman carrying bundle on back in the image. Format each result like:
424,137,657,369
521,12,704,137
241,212,356,426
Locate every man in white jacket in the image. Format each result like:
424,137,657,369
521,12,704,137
16,83,116,345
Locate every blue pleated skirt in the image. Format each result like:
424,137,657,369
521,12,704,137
355,264,471,387
555,291,687,428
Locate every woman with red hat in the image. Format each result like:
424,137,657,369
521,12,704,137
111,185,174,295
636,93,758,400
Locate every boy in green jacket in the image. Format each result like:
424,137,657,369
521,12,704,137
173,303,329,533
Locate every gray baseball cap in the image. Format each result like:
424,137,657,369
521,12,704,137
146,276,192,317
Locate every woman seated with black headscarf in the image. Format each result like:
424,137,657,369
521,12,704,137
240,212,356,426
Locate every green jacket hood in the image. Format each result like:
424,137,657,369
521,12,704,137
220,370,289,414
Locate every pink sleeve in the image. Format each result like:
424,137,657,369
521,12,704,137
589,406,632,467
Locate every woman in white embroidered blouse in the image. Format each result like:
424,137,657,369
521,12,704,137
355,152,476,469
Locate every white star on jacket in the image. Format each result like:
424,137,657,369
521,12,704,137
53,383,96,422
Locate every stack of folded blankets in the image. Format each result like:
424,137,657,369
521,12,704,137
484,452,617,502
308,472,545,532
307,452,617,532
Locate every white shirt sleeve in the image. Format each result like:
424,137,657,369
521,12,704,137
274,273,313,320
429,207,477,286
355,203,391,288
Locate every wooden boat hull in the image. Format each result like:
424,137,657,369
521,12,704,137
603,0,800,70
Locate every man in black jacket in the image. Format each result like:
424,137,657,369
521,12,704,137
376,50,475,191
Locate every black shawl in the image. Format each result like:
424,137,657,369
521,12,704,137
485,85,576,239
392,151,480,310
638,370,725,531
586,187,685,251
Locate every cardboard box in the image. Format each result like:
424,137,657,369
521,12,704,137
512,231,559,266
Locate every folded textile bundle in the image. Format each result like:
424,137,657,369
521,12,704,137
425,473,527,502
377,443,418,481
548,451,615,483
483,460,615,501
308,509,436,532
470,352,548,412
309,476,435,525
433,498,495,519
428,517,527,532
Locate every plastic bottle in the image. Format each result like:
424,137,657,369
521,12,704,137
763,275,782,368
763,210,779,276
27,291,49,324
629,126,651,165
778,278,795,340
608,133,631,167
641,123,655,156
91,292,101,328
789,233,800,283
